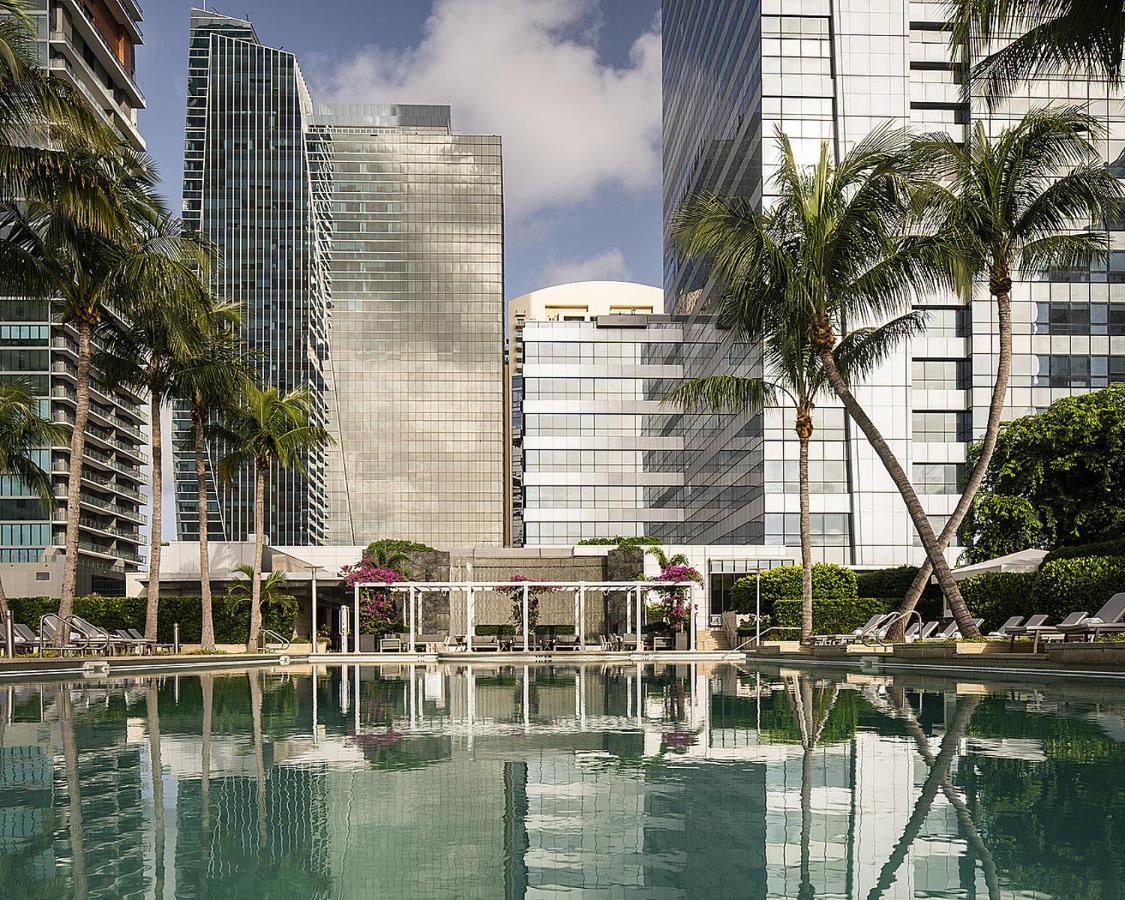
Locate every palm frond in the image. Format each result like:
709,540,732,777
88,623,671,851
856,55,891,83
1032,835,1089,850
664,376,784,414
832,311,930,386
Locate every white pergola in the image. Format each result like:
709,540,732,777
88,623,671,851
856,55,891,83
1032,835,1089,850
347,580,700,653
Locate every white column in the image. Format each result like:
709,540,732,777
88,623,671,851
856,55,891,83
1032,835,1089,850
522,666,530,733
353,583,361,655
579,666,586,729
689,583,696,651
521,584,529,652
409,663,417,729
579,584,586,649
408,585,416,652
573,589,580,644
627,587,632,634
310,571,318,653
635,587,643,653
466,584,474,652
635,661,643,724
311,667,318,744
353,664,360,734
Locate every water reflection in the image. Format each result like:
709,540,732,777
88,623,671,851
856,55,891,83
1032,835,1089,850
0,664,1122,898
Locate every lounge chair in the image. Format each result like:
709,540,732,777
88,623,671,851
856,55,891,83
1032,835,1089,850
70,617,126,655
38,617,86,655
1057,593,1125,641
412,633,446,652
379,634,404,652
553,635,581,651
0,622,39,655
471,635,501,652
814,613,894,646
988,616,1025,638
902,620,940,642
1012,612,1087,651
508,634,540,652
125,628,160,654
112,629,151,655
651,635,673,652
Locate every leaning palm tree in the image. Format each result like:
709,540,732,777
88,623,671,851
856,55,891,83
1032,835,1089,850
950,0,1125,105
666,204,927,642
97,217,215,643
740,127,982,635
0,380,67,620
174,301,245,652
891,107,1121,634
0,150,173,635
215,384,332,651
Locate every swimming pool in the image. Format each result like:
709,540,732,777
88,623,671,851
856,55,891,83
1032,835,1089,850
0,663,1121,898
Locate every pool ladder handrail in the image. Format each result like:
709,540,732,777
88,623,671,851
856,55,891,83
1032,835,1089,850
39,613,89,655
258,628,291,652
869,609,924,645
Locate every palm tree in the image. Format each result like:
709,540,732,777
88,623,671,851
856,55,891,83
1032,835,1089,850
892,107,1121,634
366,545,410,574
0,151,181,636
97,218,215,642
0,380,67,620
228,564,290,628
174,302,245,652
733,127,982,636
666,203,927,642
950,0,1125,105
646,546,691,570
215,384,332,651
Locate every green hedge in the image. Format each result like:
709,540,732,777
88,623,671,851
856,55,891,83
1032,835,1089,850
1032,555,1125,621
959,572,1040,632
1043,535,1125,564
7,594,297,645
731,563,857,615
773,597,893,635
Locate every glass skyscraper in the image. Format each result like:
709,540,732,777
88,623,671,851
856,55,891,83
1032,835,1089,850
175,10,330,545
176,14,505,549
314,104,504,548
660,0,1124,565
0,0,147,595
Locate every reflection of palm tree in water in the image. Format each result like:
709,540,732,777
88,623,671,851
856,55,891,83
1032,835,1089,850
863,693,997,900
146,682,165,898
200,673,214,892
785,675,840,900
248,671,268,846
57,686,88,900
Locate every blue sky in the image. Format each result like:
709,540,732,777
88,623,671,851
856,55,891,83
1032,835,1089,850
137,0,665,298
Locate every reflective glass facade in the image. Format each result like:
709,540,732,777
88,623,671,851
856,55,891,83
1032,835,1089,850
661,0,1125,565
175,10,330,545
313,104,504,547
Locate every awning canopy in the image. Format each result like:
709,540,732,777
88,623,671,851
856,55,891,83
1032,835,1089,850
952,548,1048,582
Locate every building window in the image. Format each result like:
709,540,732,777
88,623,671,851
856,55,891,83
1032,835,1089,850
912,358,970,390
764,512,851,547
912,411,971,443
919,306,970,338
914,462,963,494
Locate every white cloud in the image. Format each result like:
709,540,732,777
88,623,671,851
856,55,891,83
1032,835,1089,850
313,0,661,220
540,248,630,286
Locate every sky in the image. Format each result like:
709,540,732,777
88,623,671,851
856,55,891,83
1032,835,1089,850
137,0,665,298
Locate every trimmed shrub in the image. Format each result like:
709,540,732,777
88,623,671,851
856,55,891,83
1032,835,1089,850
731,563,857,615
773,597,893,636
1043,535,1125,564
7,594,297,645
1032,555,1125,621
959,572,1041,632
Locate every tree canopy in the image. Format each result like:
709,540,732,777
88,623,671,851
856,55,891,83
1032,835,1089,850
960,384,1125,562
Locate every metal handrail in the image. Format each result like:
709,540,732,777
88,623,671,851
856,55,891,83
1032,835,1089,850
736,625,800,651
870,609,924,645
259,628,291,651
39,613,88,655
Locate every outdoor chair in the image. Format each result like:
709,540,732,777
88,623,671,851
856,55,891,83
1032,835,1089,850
1003,614,1049,642
1057,593,1125,641
70,617,124,655
413,633,446,652
814,613,893,646
651,635,673,652
988,616,1025,638
0,622,39,655
621,633,643,650
914,621,940,641
38,618,86,655
1011,612,1087,651
125,628,159,654
379,634,404,653
112,629,151,655
553,635,581,651
471,635,501,652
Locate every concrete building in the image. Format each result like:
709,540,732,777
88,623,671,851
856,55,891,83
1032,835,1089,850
508,282,680,547
174,9,331,546
0,0,147,595
314,104,504,548
658,0,1125,566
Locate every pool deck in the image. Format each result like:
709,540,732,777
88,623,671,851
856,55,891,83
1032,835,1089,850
1,643,1123,680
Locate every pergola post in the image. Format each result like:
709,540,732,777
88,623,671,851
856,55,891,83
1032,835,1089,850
573,588,579,646
689,582,696,651
466,583,474,652
353,583,360,655
408,585,416,653
521,584,529,652
310,570,318,653
635,586,643,653
578,584,586,650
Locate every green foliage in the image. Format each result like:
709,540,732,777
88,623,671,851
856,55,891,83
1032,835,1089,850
773,597,893,635
7,594,297,645
961,385,1125,563
576,536,659,547
1043,534,1125,563
959,572,1041,631
1032,555,1125,621
855,564,943,619
731,563,857,614
364,538,436,556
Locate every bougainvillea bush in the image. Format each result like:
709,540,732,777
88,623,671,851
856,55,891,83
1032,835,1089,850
340,560,406,634
650,563,703,633
507,574,560,632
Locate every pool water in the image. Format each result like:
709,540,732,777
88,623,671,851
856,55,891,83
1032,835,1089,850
0,663,1122,899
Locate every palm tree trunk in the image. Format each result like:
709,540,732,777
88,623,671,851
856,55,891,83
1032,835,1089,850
797,405,814,643
59,319,94,636
144,388,162,642
248,671,268,844
57,687,88,899
146,682,165,897
195,400,215,652
247,461,265,652
200,673,213,894
895,286,1013,635
816,347,980,638
0,574,9,631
